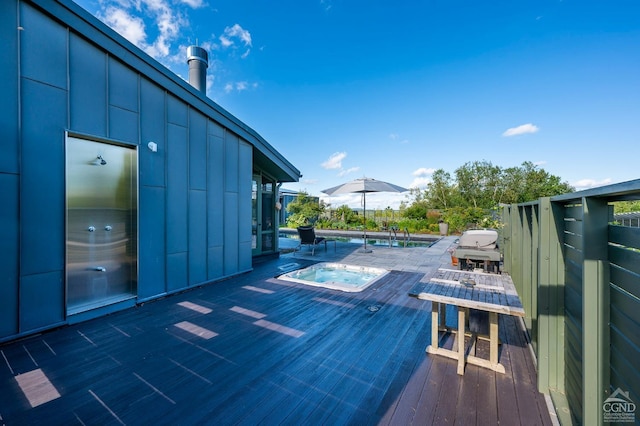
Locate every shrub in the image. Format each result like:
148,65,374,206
440,207,499,233
286,213,311,228
426,210,442,225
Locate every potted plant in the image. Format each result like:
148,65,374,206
438,219,449,236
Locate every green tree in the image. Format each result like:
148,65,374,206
285,191,326,227
384,206,395,223
399,160,575,233
425,169,456,209
613,201,640,213
455,160,503,208
501,165,525,204
454,160,573,207
334,205,359,224
518,161,574,202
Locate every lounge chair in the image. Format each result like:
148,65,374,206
296,226,327,255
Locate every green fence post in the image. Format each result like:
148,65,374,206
511,206,523,296
519,206,531,333
582,197,610,426
538,197,572,423
502,205,513,273
530,204,540,353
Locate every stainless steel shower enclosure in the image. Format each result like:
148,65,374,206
66,136,138,315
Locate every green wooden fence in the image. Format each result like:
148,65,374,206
501,179,640,425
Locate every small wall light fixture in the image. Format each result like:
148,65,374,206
148,141,158,152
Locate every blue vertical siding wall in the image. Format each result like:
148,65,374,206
0,0,20,338
69,35,108,135
0,175,19,337
207,125,226,280
0,0,274,342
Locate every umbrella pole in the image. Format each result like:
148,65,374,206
363,194,367,250
362,193,371,253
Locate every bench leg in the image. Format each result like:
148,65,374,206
489,312,499,367
457,307,466,375
431,302,439,351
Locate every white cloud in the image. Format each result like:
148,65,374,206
146,1,185,58
219,35,233,48
179,0,205,7
502,123,539,137
220,24,252,47
322,192,407,210
89,0,257,97
409,176,431,189
572,178,613,191
389,133,409,144
102,7,147,46
206,74,215,93
338,167,360,177
320,0,333,12
100,0,187,60
412,167,435,177
321,152,347,170
200,40,216,52
223,81,257,93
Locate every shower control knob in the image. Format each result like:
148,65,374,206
105,225,112,231
88,226,96,232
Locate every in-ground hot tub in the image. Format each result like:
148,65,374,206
278,262,389,292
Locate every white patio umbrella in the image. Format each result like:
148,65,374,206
322,177,408,252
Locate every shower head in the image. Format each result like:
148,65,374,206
93,155,107,166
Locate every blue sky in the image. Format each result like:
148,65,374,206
73,0,640,209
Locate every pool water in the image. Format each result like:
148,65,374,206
278,262,389,292
279,233,436,248
336,237,435,248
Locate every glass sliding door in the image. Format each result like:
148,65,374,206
251,173,277,256
252,176,260,256
260,178,275,252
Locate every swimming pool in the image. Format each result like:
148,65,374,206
279,233,436,248
278,262,389,292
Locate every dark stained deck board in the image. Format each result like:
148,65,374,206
183,271,423,423
502,312,554,426
455,362,480,424
243,271,429,424
432,355,464,424
0,258,553,425
379,351,435,424
475,366,499,425
349,293,435,422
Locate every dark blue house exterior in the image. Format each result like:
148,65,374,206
0,0,300,342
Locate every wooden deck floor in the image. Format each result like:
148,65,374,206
0,252,553,425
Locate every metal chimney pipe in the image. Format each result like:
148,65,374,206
187,45,208,93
